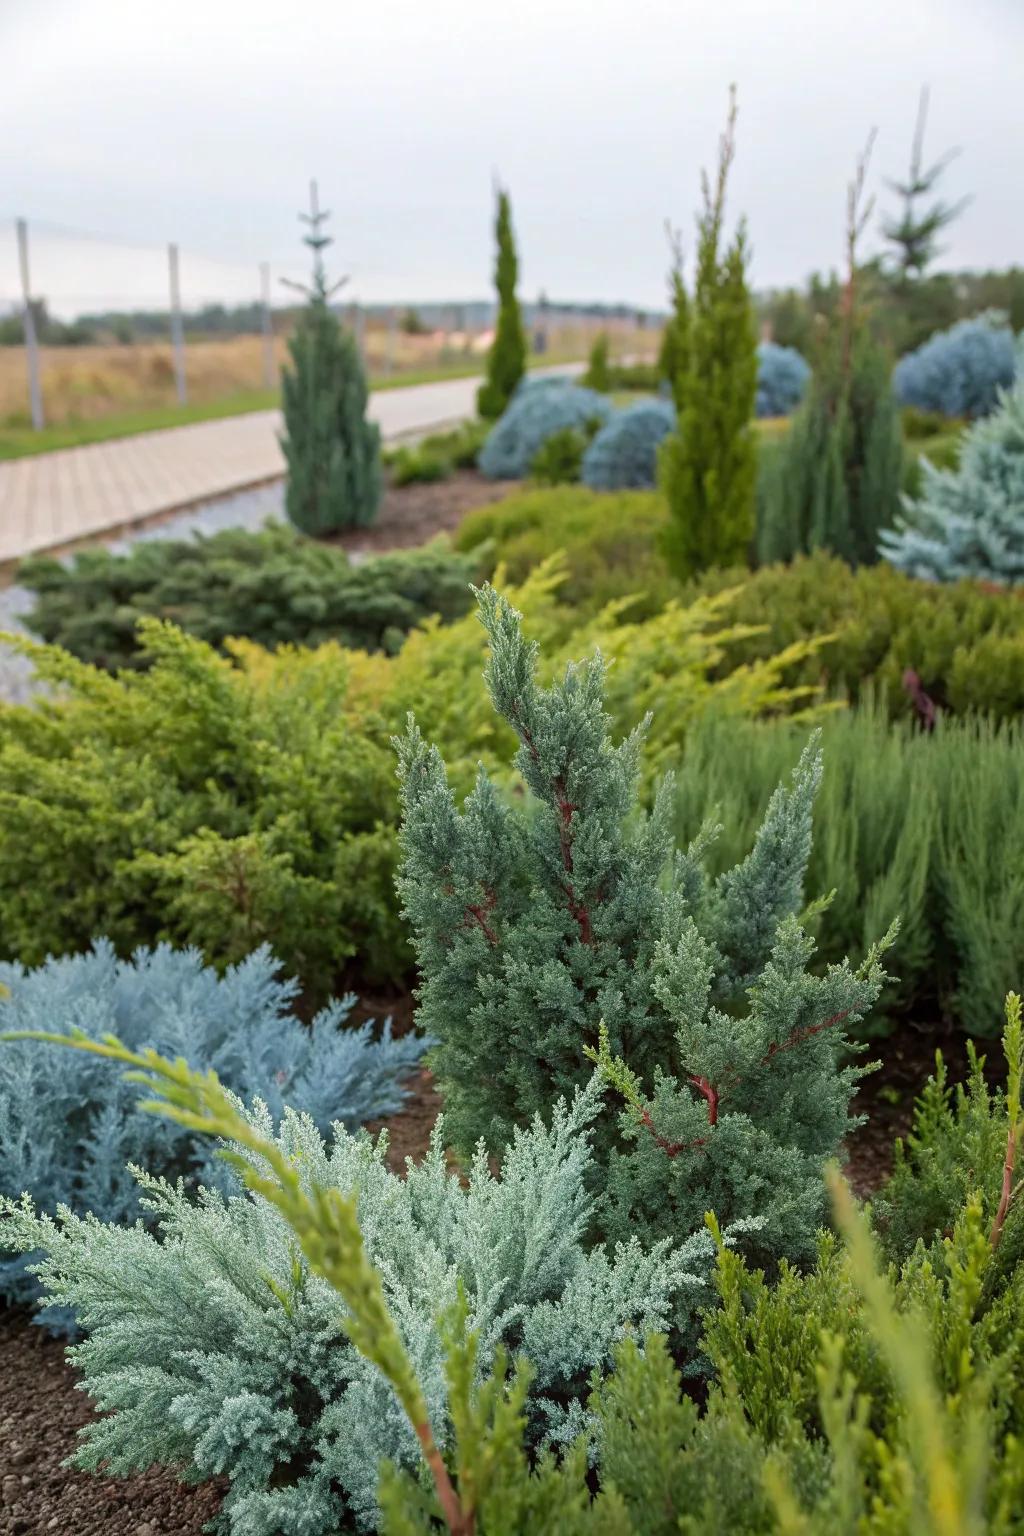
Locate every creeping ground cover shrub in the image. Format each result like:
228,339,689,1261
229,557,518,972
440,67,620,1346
397,587,889,1265
8,994,1024,1533
477,383,612,480
893,312,1018,419
0,942,427,1326
881,380,1024,586
1,1072,725,1534
754,340,810,418
19,529,484,671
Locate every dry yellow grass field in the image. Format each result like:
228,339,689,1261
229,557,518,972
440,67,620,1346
0,320,658,429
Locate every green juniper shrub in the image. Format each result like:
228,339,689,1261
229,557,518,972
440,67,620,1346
280,189,382,534
660,89,759,577
397,586,889,1269
384,420,490,486
477,188,527,421
387,444,452,486
18,529,484,670
670,706,1024,1037
454,487,676,619
529,425,590,485
0,622,406,997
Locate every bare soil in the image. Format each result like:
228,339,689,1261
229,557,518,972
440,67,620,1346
333,469,516,555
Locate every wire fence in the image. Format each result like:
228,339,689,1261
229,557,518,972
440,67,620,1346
0,215,655,433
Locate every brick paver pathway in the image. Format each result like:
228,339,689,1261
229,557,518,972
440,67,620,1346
0,368,581,565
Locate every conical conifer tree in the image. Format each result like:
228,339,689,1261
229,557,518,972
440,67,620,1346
397,586,892,1268
477,187,527,420
660,89,758,576
280,181,382,534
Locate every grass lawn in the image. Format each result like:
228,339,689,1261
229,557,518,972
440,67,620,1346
0,354,591,462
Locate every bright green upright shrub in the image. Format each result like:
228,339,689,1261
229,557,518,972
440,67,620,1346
477,188,527,421
397,587,887,1266
583,332,611,391
280,187,382,534
660,91,759,576
671,707,1024,1037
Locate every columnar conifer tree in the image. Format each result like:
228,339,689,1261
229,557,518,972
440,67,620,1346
759,136,903,566
477,187,527,420
397,587,892,1266
280,181,382,534
659,89,758,576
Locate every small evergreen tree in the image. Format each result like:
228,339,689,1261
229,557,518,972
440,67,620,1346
882,87,969,282
477,187,527,420
758,136,904,566
397,587,890,1266
659,89,759,576
279,182,382,535
584,332,611,391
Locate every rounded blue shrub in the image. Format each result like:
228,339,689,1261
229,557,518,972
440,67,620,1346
0,941,429,1329
893,314,1018,419
478,383,613,480
581,399,676,490
755,342,811,418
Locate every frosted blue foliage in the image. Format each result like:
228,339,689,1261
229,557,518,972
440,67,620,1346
755,342,811,418
893,313,1018,419
880,381,1024,585
1,1079,739,1534
581,399,676,489
0,941,427,1328
478,383,613,479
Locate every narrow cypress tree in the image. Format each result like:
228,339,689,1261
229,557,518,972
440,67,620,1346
477,186,527,421
397,586,891,1268
657,225,689,406
660,89,758,577
280,182,382,535
759,138,903,566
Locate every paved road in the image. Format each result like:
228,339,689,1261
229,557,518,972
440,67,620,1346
0,366,582,566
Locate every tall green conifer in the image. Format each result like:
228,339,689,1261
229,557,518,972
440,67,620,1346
397,586,891,1267
660,89,758,576
279,182,382,534
477,187,527,420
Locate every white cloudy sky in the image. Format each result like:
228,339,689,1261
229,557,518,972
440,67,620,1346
1,0,1021,317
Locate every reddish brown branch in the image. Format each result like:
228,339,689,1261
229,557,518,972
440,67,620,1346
687,1075,720,1126
463,889,498,946
762,1010,851,1063
640,1108,707,1159
413,1418,472,1535
990,1126,1019,1250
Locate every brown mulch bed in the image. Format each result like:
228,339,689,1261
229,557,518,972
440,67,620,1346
0,1016,992,1535
333,469,516,556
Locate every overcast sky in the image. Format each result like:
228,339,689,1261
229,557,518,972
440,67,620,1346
1,0,1021,318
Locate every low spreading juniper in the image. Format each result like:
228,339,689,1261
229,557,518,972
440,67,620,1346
397,587,892,1267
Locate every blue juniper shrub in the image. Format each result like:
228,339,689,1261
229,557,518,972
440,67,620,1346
0,940,427,1328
